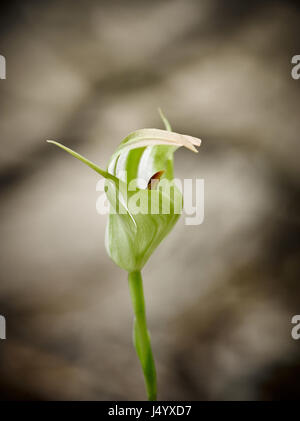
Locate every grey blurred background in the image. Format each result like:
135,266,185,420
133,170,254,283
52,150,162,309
0,0,300,400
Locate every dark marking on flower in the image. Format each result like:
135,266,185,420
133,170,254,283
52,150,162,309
147,170,165,190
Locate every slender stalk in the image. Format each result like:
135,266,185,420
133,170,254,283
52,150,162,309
128,271,157,401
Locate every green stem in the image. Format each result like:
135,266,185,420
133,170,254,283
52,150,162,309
128,271,157,401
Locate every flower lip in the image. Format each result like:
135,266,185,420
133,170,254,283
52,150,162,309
147,170,165,190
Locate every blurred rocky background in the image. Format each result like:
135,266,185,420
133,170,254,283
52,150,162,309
0,0,300,400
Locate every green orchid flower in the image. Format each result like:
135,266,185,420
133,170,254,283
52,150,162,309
47,110,201,401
